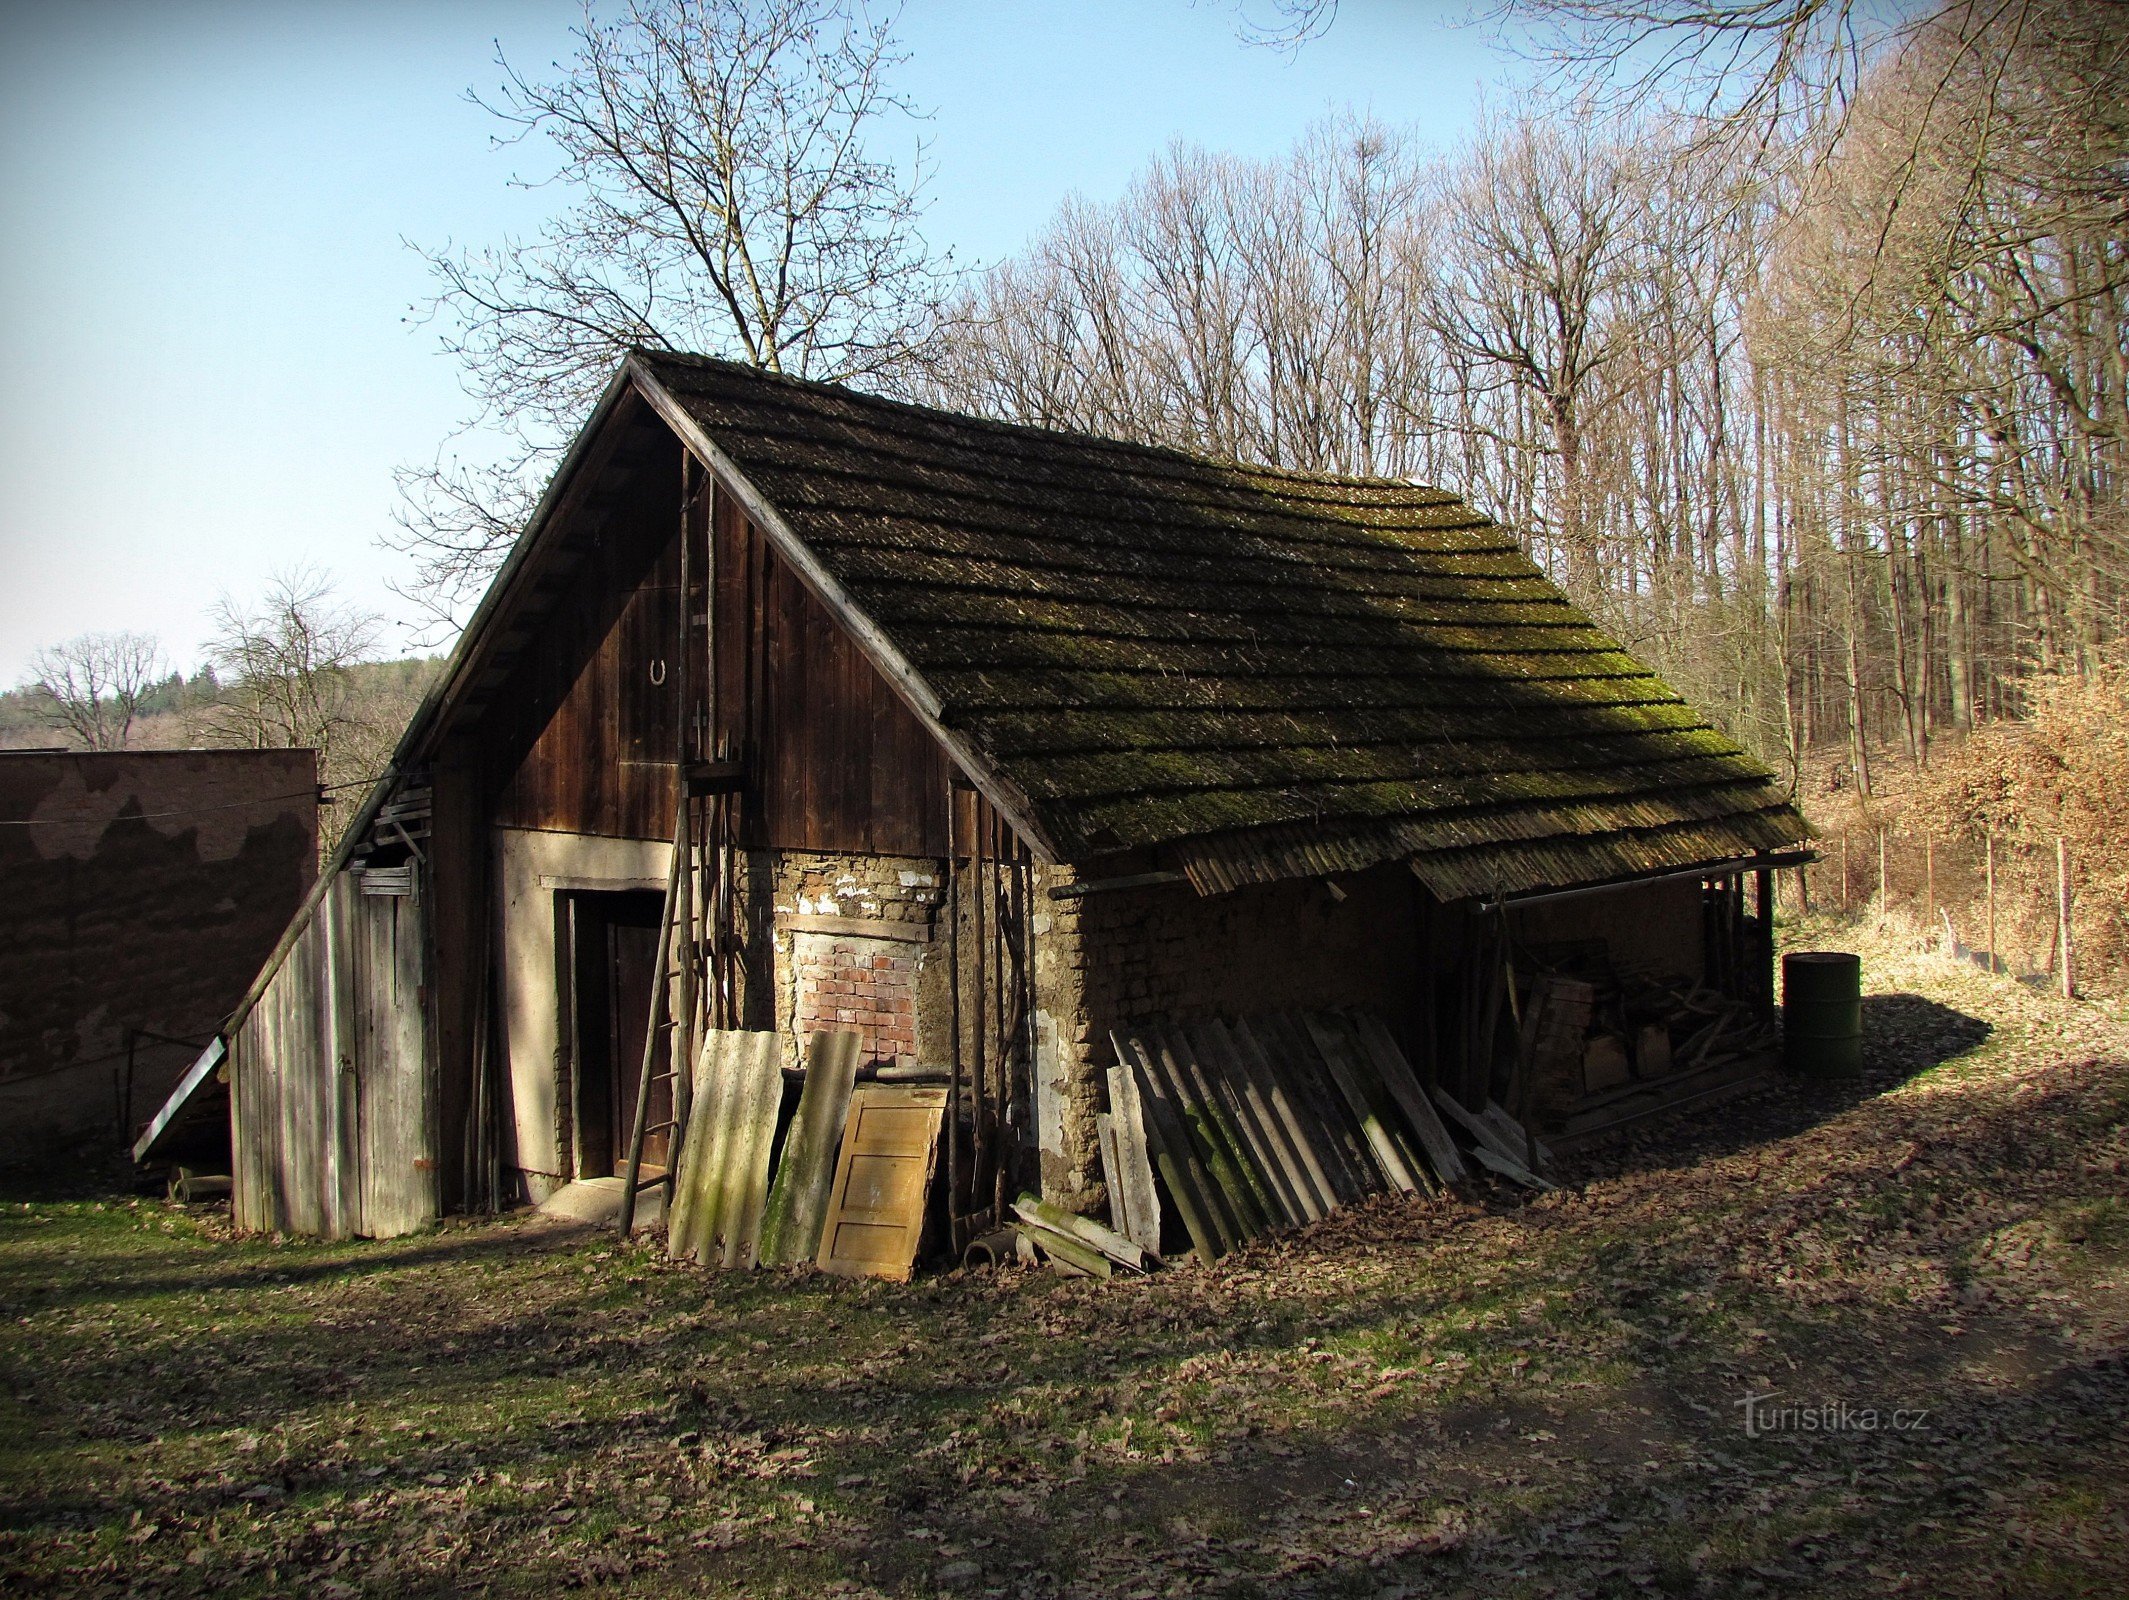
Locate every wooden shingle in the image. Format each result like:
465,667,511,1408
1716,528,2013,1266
634,353,1809,894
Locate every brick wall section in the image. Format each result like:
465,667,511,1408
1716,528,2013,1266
790,938,919,1065
1030,860,1429,1210
771,851,941,1069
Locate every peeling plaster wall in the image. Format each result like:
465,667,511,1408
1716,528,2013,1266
0,750,316,1163
493,826,670,1201
769,852,941,1071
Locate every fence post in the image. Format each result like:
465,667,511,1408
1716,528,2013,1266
2058,837,2074,1001
1985,832,1997,976
1878,828,1887,910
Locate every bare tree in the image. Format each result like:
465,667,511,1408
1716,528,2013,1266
1221,0,1339,52
1422,112,1647,595
395,0,945,629
200,569,384,784
907,115,1441,477
25,632,164,751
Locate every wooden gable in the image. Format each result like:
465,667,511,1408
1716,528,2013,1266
484,417,952,856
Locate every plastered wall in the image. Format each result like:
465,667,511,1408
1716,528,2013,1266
493,826,671,1200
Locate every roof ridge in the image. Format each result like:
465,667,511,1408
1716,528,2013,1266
630,347,1455,494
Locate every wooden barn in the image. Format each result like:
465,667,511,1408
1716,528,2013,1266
173,352,1809,1258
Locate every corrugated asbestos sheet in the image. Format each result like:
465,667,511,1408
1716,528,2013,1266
635,354,1807,896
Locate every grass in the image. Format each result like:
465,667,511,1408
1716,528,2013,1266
3,914,2127,1597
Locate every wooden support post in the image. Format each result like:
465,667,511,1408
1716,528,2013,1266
1985,833,1998,975
673,454,696,1150
1877,827,1887,911
1840,834,1850,910
945,784,964,1250
1754,867,1774,1015
2058,837,2074,1001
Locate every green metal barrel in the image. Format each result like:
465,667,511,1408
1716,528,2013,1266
1783,951,1862,1078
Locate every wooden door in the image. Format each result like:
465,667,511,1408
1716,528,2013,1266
572,891,670,1177
816,1085,946,1281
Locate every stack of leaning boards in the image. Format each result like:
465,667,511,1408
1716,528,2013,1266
1105,1010,1468,1263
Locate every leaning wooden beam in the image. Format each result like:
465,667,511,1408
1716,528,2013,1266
1430,1088,1554,1191
1226,1018,1339,1220
759,1029,863,1267
1180,1019,1304,1229
1348,1013,1468,1185
1249,1013,1372,1204
1113,1032,1226,1262
1469,1143,1557,1192
1478,1100,1555,1172
1304,1014,1422,1194
1194,1018,1317,1226
1100,1067,1161,1256
1155,1023,1274,1235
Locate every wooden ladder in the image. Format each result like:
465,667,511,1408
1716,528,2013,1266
617,813,692,1237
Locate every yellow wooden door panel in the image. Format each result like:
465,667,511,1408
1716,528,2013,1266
816,1085,946,1282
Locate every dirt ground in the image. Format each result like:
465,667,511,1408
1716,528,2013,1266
4,916,2126,1598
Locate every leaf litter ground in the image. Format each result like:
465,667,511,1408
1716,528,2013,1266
3,916,2126,1598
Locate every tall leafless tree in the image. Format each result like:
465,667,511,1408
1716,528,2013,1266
200,569,384,790
395,0,946,628
24,632,164,751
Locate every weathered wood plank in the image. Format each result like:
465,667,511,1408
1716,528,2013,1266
1112,1032,1227,1262
1011,1218,1113,1278
1154,1022,1274,1235
1180,1019,1305,1229
1101,1065,1161,1256
1224,1018,1338,1221
1348,1011,1468,1185
1468,1142,1557,1191
759,1029,863,1266
1303,1013,1421,1194
1256,1012,1379,1201
1429,1086,1554,1191
1012,1194,1147,1272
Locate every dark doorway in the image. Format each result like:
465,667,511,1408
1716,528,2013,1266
570,890,670,1179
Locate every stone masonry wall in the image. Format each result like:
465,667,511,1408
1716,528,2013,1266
1030,860,1428,1211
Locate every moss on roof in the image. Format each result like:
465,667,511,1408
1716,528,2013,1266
636,353,1808,894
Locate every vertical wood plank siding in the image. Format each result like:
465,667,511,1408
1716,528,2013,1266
491,436,686,841
231,873,437,1238
711,487,950,856
484,451,949,857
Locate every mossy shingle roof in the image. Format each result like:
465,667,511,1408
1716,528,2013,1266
635,352,1808,898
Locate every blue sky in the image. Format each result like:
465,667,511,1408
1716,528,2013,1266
0,1,1519,680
